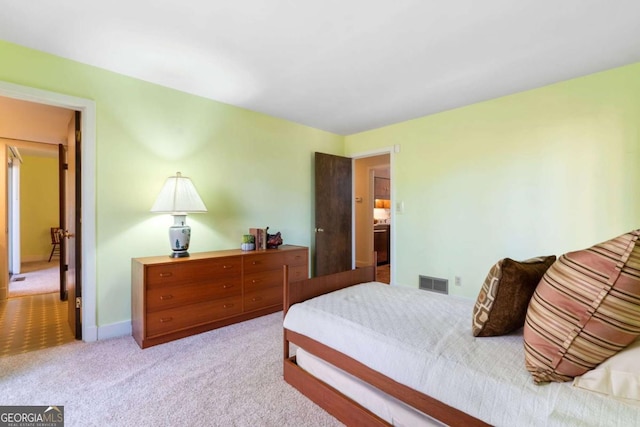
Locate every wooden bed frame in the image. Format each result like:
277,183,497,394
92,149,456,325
282,265,490,427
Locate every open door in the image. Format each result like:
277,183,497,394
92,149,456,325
64,111,82,339
314,152,352,276
58,144,67,301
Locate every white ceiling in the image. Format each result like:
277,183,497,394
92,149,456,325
1,1,639,135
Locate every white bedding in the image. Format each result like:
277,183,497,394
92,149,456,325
283,282,640,427
297,348,444,427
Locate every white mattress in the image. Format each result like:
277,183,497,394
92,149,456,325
297,347,444,427
283,282,640,427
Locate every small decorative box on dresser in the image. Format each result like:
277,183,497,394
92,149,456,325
132,245,308,348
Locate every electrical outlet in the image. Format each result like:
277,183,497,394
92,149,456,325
454,276,462,286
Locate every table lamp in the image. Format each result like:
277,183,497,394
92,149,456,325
151,172,207,258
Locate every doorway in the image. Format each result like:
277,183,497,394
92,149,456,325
314,150,394,282
0,99,77,355
0,81,97,343
354,153,392,283
7,141,61,297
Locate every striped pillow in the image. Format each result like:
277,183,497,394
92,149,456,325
523,229,640,384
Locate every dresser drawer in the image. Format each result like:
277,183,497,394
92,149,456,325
284,250,307,267
146,257,240,288
146,295,242,337
243,284,281,312
243,269,282,292
288,264,308,282
146,279,241,312
243,252,285,274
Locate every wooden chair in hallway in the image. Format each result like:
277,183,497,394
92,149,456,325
48,227,61,262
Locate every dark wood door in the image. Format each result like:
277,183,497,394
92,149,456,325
58,144,67,301
66,111,82,339
315,152,352,276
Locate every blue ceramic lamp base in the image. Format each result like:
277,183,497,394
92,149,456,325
169,214,191,258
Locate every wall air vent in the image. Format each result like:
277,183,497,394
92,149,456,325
419,275,448,294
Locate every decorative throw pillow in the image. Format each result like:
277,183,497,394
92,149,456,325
573,338,640,401
524,229,640,384
472,256,556,337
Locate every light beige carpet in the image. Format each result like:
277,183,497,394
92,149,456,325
9,260,59,298
0,312,342,427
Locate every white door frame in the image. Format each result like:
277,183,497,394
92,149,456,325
0,80,97,342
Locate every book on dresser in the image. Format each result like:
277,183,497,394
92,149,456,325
249,227,267,250
131,245,308,348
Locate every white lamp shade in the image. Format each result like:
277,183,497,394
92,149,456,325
150,172,207,214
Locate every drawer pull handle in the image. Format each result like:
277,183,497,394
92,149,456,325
252,297,262,302
159,272,173,278
160,295,173,300
223,265,233,269
222,284,234,289
252,261,260,265
223,303,234,309
160,317,173,323
252,279,260,284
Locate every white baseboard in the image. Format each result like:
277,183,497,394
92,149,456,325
83,325,98,342
96,320,132,341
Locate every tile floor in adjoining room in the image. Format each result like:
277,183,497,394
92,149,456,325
0,293,75,357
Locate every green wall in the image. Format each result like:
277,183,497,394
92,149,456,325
20,155,59,261
346,62,640,298
0,40,344,329
2,38,639,330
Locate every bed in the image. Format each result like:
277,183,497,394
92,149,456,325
281,265,640,427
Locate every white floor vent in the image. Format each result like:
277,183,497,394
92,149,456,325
419,275,448,294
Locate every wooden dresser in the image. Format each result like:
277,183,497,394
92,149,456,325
132,245,308,348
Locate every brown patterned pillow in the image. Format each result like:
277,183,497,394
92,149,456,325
524,229,640,384
472,256,556,337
